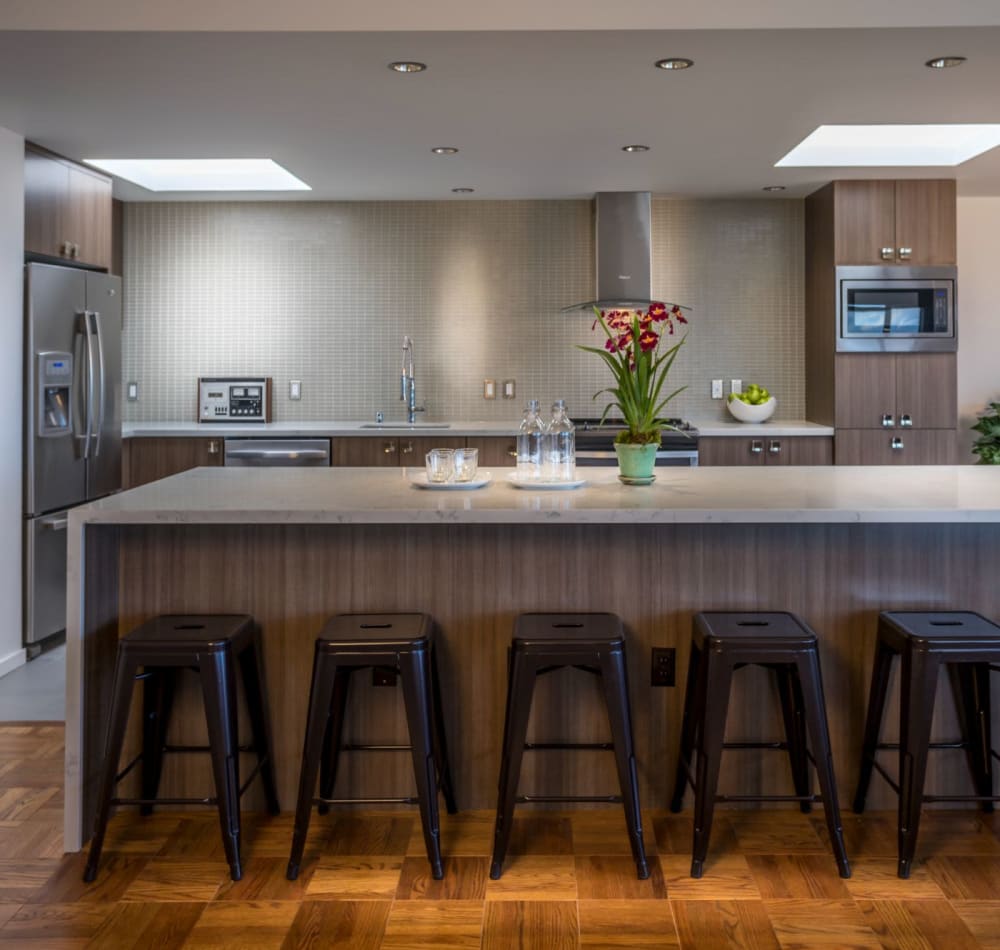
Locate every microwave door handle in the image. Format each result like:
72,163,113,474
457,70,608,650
90,310,106,457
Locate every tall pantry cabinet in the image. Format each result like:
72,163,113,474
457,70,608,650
805,180,958,465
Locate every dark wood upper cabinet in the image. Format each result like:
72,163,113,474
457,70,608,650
831,179,956,266
24,145,112,270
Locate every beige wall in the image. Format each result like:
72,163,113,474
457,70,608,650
122,197,805,424
0,126,24,678
957,197,1000,462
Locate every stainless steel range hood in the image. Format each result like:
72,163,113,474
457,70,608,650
561,191,656,313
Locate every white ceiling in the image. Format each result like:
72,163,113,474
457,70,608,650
1,27,999,200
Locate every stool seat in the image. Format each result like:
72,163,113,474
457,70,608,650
672,611,850,880
853,609,999,878
490,612,648,881
287,613,456,882
84,613,279,884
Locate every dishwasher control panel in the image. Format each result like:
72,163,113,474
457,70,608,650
199,377,272,423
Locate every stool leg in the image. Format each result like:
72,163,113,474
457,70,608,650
317,668,351,817
430,646,458,815
690,648,732,879
670,643,702,813
200,649,243,882
898,646,939,878
776,665,812,814
399,646,445,880
238,639,280,816
83,652,138,882
949,663,995,814
490,647,536,880
600,645,649,880
853,638,895,814
795,648,851,879
140,668,176,816
287,646,339,880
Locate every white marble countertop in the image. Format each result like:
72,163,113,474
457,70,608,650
122,418,834,438
73,464,1000,526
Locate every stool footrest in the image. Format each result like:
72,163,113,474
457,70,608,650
923,793,1000,803
716,793,821,803
341,744,412,752
114,795,215,807
316,796,419,805
723,741,788,750
517,794,622,804
524,742,614,751
875,740,967,751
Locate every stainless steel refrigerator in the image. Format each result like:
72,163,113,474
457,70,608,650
23,263,122,652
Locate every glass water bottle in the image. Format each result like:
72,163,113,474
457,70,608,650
545,400,575,481
516,400,545,480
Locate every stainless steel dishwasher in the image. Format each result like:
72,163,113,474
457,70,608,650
223,438,331,467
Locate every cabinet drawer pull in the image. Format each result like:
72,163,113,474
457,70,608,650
207,440,219,455
898,247,913,260
768,440,781,454
891,437,904,451
880,247,895,260
899,414,913,427
401,441,414,455
507,447,517,458
383,442,396,454
881,414,895,428
750,440,763,454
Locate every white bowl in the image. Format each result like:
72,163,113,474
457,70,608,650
727,396,776,423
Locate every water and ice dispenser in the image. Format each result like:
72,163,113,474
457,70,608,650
37,351,72,438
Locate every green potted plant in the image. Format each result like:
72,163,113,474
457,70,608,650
972,402,1000,464
578,302,691,482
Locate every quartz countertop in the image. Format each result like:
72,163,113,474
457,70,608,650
122,419,834,439
73,464,1000,526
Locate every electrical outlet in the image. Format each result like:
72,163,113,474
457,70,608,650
372,667,397,687
711,379,723,399
289,380,302,400
126,381,139,402
502,379,516,400
484,379,496,400
651,647,676,687
731,378,743,396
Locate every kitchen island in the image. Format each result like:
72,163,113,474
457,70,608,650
65,465,1000,850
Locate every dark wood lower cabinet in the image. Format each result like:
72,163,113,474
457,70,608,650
123,437,223,488
698,436,834,467
466,436,518,467
835,429,957,465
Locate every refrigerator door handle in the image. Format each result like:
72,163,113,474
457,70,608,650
41,514,69,532
91,310,106,457
76,311,93,460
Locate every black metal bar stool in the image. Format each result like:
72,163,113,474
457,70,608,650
853,610,1000,878
670,611,851,879
84,615,280,882
490,612,649,881
286,613,457,881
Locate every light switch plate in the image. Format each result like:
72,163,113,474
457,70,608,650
483,379,496,400
126,381,139,402
731,379,742,396
289,380,302,400
502,379,516,400
711,379,723,399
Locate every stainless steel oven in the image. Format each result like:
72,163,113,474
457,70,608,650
572,419,699,467
836,266,956,352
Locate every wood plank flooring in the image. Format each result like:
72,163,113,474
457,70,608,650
2,724,999,948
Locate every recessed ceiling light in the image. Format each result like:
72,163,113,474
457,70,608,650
82,158,311,192
451,187,475,193
775,124,1000,167
925,56,967,69
388,61,427,73
622,145,650,153
432,147,459,155
655,58,694,70
762,185,786,192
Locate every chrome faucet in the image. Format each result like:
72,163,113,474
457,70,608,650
400,335,424,424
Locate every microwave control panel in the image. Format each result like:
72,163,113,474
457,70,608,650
199,377,272,423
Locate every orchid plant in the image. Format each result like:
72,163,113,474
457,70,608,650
578,302,690,445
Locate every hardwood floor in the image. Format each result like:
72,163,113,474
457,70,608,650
2,724,999,948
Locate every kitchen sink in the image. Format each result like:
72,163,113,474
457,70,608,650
359,422,451,429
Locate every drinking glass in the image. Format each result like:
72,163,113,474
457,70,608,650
453,447,479,482
425,448,455,483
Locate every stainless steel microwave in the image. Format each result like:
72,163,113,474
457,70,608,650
836,266,957,352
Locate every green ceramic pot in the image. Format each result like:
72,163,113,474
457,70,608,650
614,442,659,480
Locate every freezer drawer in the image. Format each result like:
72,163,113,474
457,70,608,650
24,509,70,646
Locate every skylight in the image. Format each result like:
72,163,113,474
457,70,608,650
775,125,1000,167
82,159,311,192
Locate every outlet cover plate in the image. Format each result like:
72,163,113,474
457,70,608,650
651,647,676,687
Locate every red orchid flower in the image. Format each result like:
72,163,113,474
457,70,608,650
639,328,658,352
648,302,667,321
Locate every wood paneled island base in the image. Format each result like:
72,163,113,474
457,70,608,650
68,514,1000,853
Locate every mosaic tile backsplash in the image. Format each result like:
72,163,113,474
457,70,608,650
122,198,804,423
